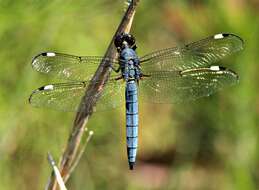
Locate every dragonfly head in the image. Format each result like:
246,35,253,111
114,33,137,52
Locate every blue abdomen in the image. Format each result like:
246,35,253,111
125,80,138,170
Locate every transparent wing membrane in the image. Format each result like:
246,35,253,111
32,52,119,81
29,34,243,112
140,34,244,73
29,79,124,112
139,66,239,103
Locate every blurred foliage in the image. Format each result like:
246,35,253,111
0,0,259,189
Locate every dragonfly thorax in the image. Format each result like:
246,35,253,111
120,47,138,61
120,47,141,81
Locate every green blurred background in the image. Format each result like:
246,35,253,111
0,0,258,189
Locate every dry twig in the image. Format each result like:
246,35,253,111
47,153,67,190
64,130,94,182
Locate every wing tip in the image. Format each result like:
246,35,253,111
228,33,244,50
31,53,41,66
214,66,239,84
28,87,41,105
31,52,56,65
214,33,244,51
28,84,54,105
225,67,239,82
28,89,38,105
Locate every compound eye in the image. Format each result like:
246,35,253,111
114,33,136,50
114,34,123,48
126,34,135,46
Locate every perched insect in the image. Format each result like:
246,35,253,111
29,33,243,169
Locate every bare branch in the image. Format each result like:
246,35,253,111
64,130,94,182
47,153,67,190
46,1,140,189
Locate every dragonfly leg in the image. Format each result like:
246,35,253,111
111,65,121,73
115,76,123,80
140,73,151,79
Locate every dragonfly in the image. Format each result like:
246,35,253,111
29,33,244,170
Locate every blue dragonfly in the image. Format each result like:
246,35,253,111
29,33,243,170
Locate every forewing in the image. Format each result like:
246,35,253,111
140,34,244,73
29,79,124,112
139,66,239,103
32,52,119,81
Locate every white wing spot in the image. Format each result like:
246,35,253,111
46,52,56,57
44,85,54,90
210,66,220,71
214,34,224,39
174,51,180,55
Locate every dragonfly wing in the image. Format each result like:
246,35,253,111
139,66,239,103
93,79,124,111
32,52,119,81
140,34,244,72
29,79,124,112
